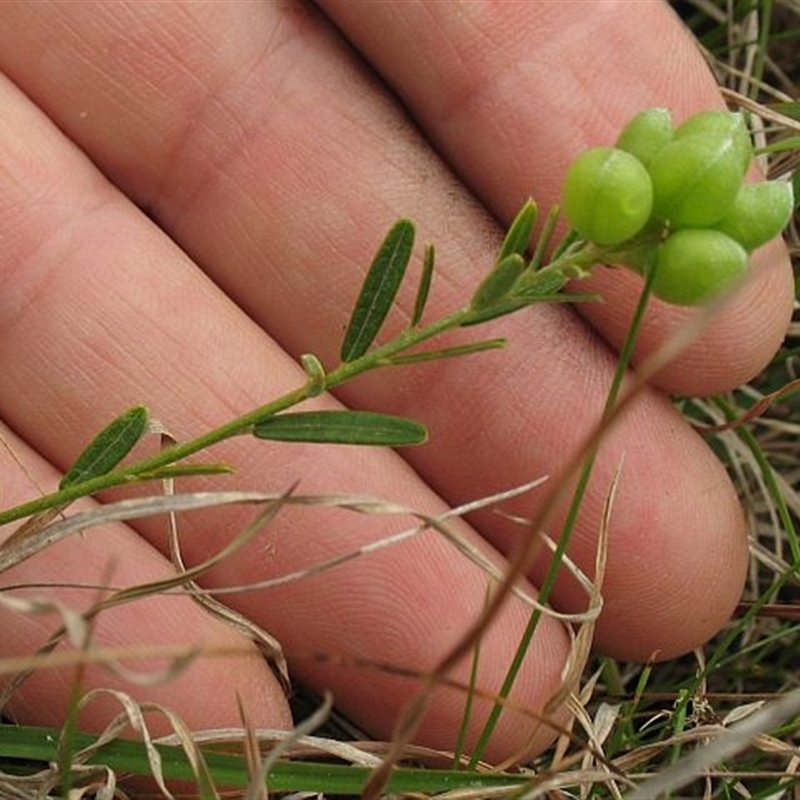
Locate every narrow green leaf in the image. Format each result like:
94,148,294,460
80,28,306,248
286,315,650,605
769,100,800,122
550,227,581,260
411,242,435,327
754,135,800,156
383,338,506,365
300,353,327,397
497,199,538,261
340,219,415,362
60,406,148,489
529,205,562,270
253,410,427,447
135,464,235,480
469,253,525,311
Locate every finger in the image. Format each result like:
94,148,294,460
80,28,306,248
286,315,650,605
0,0,750,663
0,70,568,759
0,423,292,734
318,0,794,395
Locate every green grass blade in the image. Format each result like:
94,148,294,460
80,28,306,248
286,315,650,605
468,255,658,767
0,724,533,796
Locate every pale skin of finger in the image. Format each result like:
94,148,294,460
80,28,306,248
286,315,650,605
0,72,568,759
0,0,761,756
318,0,795,394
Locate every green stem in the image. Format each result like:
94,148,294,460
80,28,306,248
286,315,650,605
0,308,469,528
0,383,306,527
0,225,632,533
468,259,658,766
0,241,612,531
0,235,627,597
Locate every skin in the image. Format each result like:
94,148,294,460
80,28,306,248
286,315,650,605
0,0,793,764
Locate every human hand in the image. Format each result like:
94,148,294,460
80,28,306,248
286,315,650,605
0,0,792,763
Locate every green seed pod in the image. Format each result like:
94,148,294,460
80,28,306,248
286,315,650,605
562,146,653,245
648,133,747,228
653,228,748,306
615,107,674,167
713,180,794,252
674,110,752,173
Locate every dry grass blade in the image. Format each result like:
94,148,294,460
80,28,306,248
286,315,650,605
167,726,384,767
0,642,211,679
692,376,800,433
0,506,68,562
624,686,800,799
75,688,221,800
0,593,91,652
0,765,62,799
1,482,555,724
0,592,203,715
0,491,293,710
243,692,333,800
165,489,290,691
182,480,553,613
0,490,291,573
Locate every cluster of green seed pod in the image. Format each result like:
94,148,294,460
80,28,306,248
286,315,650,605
562,108,794,305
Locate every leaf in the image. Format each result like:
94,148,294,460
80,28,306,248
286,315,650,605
60,406,149,489
253,410,427,447
340,219,415,362
383,338,506,365
768,100,800,122
300,353,326,397
754,135,800,156
469,253,525,311
411,243,435,327
497,199,537,261
135,464,235,480
529,204,562,270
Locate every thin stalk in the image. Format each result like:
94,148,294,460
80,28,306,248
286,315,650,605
0,241,610,530
468,261,658,766
0,310,464,527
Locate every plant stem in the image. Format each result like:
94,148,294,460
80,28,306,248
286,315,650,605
0,240,614,530
0,308,468,527
468,259,658,766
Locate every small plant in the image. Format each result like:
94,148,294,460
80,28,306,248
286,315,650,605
0,106,795,796
1,107,793,536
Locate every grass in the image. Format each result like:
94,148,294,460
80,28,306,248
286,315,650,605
2,0,800,797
